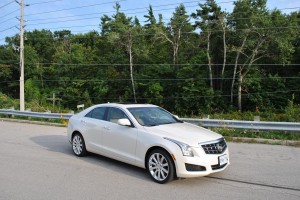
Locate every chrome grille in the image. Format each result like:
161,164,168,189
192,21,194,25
200,138,227,154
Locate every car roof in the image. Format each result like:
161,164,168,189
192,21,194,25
95,103,158,109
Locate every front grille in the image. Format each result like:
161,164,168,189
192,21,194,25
201,138,227,154
211,163,227,170
185,163,206,172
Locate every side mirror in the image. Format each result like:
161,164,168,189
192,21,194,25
173,115,183,123
117,118,131,127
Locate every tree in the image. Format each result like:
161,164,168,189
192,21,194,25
155,4,194,66
230,0,273,111
100,3,142,103
193,0,222,91
0,46,18,98
144,5,156,28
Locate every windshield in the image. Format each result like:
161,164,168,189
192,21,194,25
128,107,182,126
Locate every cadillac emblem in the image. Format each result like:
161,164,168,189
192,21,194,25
216,144,224,152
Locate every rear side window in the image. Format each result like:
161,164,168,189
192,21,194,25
85,107,106,120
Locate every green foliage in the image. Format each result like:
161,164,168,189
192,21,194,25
25,79,41,102
0,93,18,109
210,102,300,122
0,46,18,98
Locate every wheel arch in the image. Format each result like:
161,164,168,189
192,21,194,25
144,146,177,173
71,130,87,146
72,130,83,140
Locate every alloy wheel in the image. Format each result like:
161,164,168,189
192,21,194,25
72,134,86,156
148,152,170,182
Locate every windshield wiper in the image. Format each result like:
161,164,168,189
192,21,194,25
162,122,177,125
145,124,158,127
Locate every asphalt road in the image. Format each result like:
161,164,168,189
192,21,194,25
0,120,299,200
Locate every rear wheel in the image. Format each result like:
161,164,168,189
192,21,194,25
147,149,175,184
72,133,87,157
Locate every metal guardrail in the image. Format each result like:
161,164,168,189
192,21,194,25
0,109,73,120
0,109,299,132
181,118,300,132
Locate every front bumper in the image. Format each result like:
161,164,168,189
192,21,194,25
174,147,230,178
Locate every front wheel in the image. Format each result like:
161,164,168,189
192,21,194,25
72,133,87,157
147,149,175,184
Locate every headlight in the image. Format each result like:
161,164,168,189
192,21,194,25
164,137,194,157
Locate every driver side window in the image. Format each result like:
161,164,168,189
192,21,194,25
107,107,128,124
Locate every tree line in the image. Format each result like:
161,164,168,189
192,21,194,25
0,0,299,115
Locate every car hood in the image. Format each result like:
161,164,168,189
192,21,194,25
143,122,222,147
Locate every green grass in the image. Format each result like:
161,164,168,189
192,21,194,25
213,128,300,141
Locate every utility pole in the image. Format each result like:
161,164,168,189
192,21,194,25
18,0,25,111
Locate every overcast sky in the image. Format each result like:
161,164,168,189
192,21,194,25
0,0,299,45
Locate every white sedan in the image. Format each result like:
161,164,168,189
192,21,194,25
67,103,229,183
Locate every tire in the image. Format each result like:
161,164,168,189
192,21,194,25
147,149,175,184
72,133,87,157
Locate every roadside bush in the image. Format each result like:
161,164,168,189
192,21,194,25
0,93,18,109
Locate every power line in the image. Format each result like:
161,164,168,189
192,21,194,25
6,77,300,82
26,24,98,31
2,0,296,39
23,0,234,26
0,0,14,9
27,16,105,26
23,1,299,26
0,8,20,19
0,80,19,84
28,0,63,6
21,77,300,82
21,63,300,66
25,0,298,22
0,25,17,33
1,61,300,67
1,0,296,36
2,77,300,84
25,0,204,22
0,0,62,25
25,11,300,30
0,17,17,25
24,4,209,26
25,0,127,16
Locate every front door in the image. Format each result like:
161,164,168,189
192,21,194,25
101,107,137,164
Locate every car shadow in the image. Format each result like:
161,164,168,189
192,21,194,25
31,135,73,155
30,134,151,182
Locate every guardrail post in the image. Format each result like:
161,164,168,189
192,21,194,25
254,116,260,121
26,109,31,120
11,107,15,118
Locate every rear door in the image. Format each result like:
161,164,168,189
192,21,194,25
82,107,107,152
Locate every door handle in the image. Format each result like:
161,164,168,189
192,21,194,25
103,126,110,130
